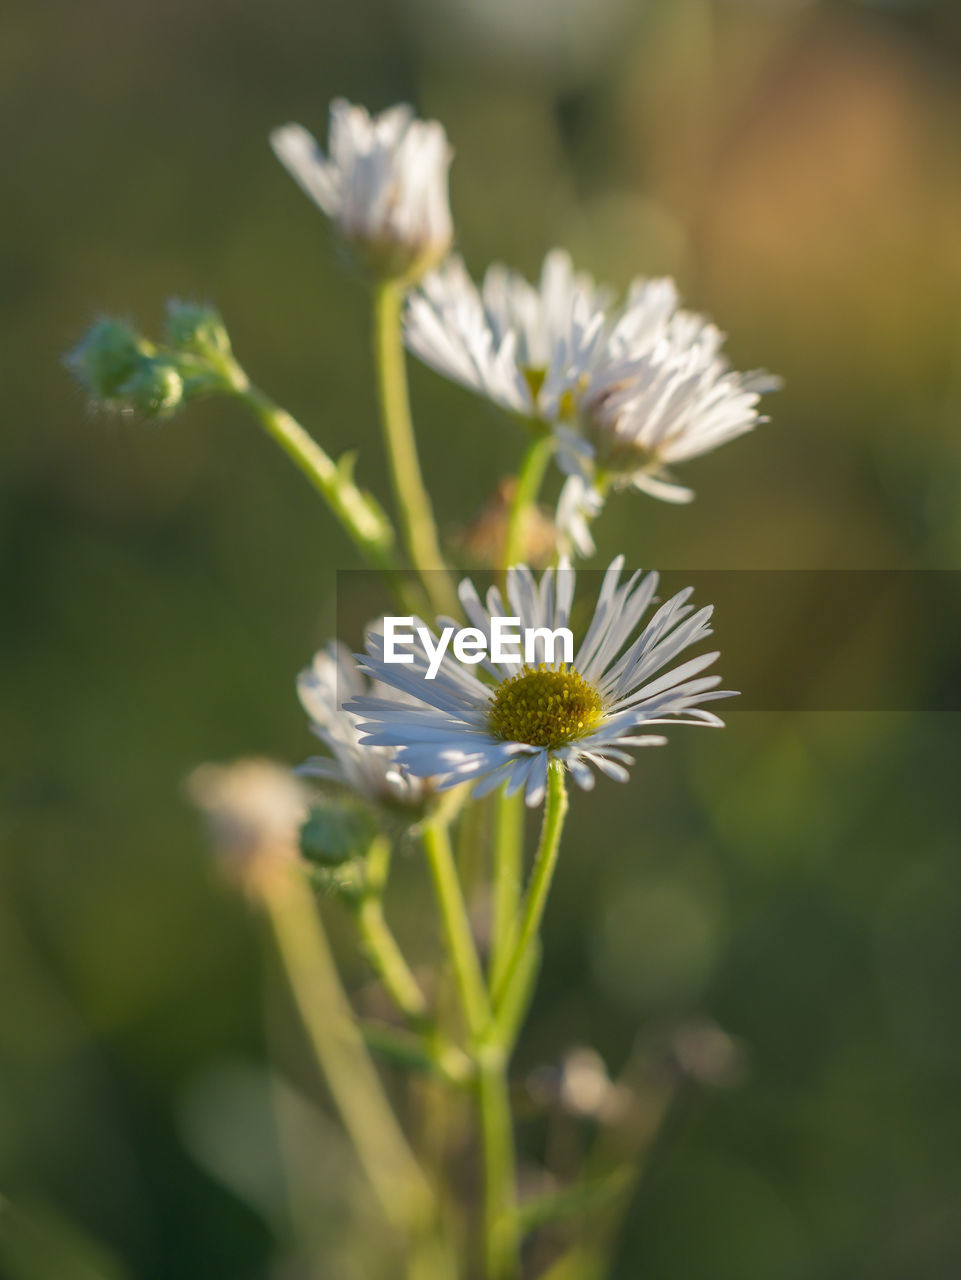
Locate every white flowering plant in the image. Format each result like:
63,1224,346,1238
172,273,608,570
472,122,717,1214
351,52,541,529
68,99,778,1279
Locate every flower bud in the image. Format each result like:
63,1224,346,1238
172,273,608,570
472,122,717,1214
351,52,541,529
300,798,376,867
116,360,184,417
66,318,152,400
165,300,232,359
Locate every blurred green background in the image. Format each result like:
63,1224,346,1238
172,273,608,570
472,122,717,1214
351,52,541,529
3,0,961,1275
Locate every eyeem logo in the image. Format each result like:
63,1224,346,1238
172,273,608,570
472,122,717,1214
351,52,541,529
383,617,574,680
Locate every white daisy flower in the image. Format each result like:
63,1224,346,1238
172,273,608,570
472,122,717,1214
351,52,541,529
571,309,781,504
405,253,777,509
298,641,430,811
403,249,613,420
271,100,453,282
348,558,734,808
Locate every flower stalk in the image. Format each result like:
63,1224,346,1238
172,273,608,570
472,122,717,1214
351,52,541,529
233,383,397,572
477,1045,520,1280
502,431,555,579
422,817,490,1036
372,281,458,616
355,835,429,1026
490,788,525,991
263,870,442,1257
493,763,569,1021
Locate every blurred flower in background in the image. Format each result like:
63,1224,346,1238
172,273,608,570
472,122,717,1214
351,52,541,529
187,758,307,894
271,100,454,282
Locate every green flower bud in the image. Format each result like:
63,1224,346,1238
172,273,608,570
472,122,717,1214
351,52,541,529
66,318,153,400
165,300,232,359
116,360,184,418
300,798,376,867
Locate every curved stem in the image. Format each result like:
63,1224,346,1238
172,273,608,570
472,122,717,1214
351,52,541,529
361,1021,473,1087
502,433,555,579
264,872,436,1239
356,837,429,1027
372,282,458,616
492,763,569,1023
233,384,397,573
422,819,490,1036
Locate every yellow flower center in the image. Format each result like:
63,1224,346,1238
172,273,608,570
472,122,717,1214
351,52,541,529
522,368,583,419
487,664,602,748
523,366,547,401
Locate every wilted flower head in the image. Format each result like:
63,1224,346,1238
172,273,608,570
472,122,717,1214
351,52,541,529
271,100,454,283
457,478,557,567
349,558,734,807
298,641,432,815
187,758,308,893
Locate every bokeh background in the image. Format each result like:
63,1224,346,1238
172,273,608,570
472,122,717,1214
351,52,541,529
3,0,961,1275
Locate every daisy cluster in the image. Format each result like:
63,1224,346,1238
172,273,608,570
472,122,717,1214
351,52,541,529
262,97,758,809
406,254,780,539
270,97,779,556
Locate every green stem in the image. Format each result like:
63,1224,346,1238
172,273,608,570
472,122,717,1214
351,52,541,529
372,282,458,616
492,763,569,1023
489,789,524,990
361,1021,474,1087
264,872,435,1238
503,432,555,577
422,819,490,1036
233,383,397,574
478,1048,520,1280
356,836,429,1027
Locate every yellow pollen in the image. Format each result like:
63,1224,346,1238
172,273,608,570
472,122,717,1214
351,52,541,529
487,664,603,749
523,366,547,400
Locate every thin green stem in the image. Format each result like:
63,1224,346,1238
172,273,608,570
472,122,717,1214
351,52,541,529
495,941,541,1052
489,789,524,990
361,1021,474,1087
233,383,397,573
356,837,429,1027
421,819,490,1036
492,763,569,1024
372,282,458,616
478,1048,520,1280
264,873,435,1238
502,432,554,578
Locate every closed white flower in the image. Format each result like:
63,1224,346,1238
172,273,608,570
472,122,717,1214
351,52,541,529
348,558,734,807
271,100,454,282
298,640,430,811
